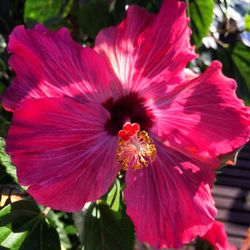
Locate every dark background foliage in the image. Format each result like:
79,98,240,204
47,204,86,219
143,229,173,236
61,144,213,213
0,0,249,249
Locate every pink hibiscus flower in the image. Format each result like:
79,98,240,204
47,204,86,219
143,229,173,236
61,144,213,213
1,0,250,248
201,221,237,250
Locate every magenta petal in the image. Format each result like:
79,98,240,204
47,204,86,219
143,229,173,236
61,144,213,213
6,97,119,211
2,25,121,111
202,221,237,250
153,61,250,160
124,140,216,249
95,0,196,97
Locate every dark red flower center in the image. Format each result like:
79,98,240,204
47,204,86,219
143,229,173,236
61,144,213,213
102,92,154,136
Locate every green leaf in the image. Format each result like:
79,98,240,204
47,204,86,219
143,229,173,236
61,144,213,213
189,0,214,47
216,42,250,105
24,0,73,24
0,137,17,183
245,14,250,31
83,203,134,250
103,179,121,212
64,225,77,235
231,42,250,104
0,200,61,250
0,114,10,139
77,0,113,38
47,211,72,249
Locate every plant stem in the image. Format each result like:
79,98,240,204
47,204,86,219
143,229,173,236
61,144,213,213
42,207,51,216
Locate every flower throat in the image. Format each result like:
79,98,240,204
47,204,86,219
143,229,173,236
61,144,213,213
102,93,154,136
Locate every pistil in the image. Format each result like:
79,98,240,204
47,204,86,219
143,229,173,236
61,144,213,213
116,122,156,171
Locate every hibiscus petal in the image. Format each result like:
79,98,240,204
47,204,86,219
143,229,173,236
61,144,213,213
6,97,119,211
124,140,216,248
202,221,237,250
2,24,121,111
95,0,196,97
153,61,250,160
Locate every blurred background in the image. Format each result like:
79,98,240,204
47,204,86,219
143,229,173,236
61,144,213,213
0,0,250,249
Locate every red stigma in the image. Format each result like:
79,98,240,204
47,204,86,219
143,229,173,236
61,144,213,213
118,122,140,141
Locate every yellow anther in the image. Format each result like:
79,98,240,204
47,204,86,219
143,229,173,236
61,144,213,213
116,125,156,171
